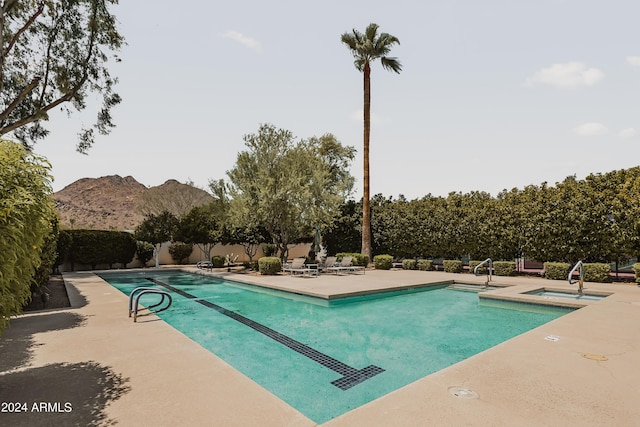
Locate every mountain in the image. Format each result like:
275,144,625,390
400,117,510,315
53,175,212,230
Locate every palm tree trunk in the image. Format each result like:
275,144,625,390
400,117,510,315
362,62,372,262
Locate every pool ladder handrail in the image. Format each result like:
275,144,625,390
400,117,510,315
128,287,173,322
568,260,584,295
473,258,493,285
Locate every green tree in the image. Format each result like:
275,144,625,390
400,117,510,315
0,139,55,333
175,203,225,263
341,23,401,262
134,211,178,267
226,124,355,260
0,0,124,152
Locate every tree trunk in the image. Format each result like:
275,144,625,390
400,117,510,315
362,62,372,263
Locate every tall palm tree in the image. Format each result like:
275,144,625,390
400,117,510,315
341,23,401,262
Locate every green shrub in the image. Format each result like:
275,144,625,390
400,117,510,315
136,241,155,266
262,244,276,257
417,259,433,271
634,263,640,284
258,257,282,275
336,252,369,266
494,261,516,276
211,255,225,268
243,260,259,271
373,254,393,270
169,242,193,264
402,259,416,270
583,263,611,283
443,260,463,273
468,260,487,275
544,262,570,280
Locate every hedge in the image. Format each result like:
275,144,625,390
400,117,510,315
402,259,416,270
443,260,463,273
66,229,136,269
211,255,225,268
583,263,611,283
337,252,369,266
258,257,282,275
417,259,433,271
373,254,393,270
634,263,640,284
494,261,516,276
544,262,570,280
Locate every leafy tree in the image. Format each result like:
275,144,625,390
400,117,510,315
226,225,270,263
323,199,361,255
0,140,55,333
135,241,154,266
134,211,178,267
341,23,401,262
175,203,225,263
0,0,124,152
226,124,355,260
168,242,193,264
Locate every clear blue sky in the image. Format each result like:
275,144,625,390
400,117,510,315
36,0,640,199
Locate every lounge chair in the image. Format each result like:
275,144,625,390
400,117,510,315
327,256,365,275
283,257,318,278
319,256,338,273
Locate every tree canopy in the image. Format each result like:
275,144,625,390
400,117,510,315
226,123,355,260
0,139,55,333
0,0,124,152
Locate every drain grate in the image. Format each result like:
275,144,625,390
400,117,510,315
448,386,479,399
146,278,385,390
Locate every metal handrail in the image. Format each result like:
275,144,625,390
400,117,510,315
128,287,172,322
568,260,584,294
473,258,493,283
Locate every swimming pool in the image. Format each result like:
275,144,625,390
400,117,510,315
100,271,572,424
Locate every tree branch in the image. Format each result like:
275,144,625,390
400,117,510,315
0,75,41,124
3,2,45,57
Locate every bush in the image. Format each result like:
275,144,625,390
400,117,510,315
468,260,487,275
258,257,282,275
262,244,276,257
243,260,259,271
169,242,193,264
336,252,369,266
494,261,516,276
136,241,155,266
443,260,463,273
583,263,611,283
373,254,393,270
634,263,640,284
402,259,416,270
211,255,225,268
544,262,570,280
417,259,432,271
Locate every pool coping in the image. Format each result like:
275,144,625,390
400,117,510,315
4,268,640,426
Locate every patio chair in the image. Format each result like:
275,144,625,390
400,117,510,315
320,256,338,273
327,256,366,275
283,258,318,278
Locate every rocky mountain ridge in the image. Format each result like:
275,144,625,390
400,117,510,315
53,175,211,230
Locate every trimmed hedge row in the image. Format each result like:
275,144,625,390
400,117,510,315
634,263,640,284
493,261,516,276
258,257,281,275
373,254,393,270
402,259,416,270
443,260,462,273
583,263,611,283
61,229,137,270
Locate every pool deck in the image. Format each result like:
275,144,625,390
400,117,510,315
2,268,640,426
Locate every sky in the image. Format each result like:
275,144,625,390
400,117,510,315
35,0,640,199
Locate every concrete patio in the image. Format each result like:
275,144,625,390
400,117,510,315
1,268,639,426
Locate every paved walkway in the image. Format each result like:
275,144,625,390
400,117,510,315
1,268,639,426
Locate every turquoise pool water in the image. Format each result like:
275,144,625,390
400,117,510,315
101,271,572,424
